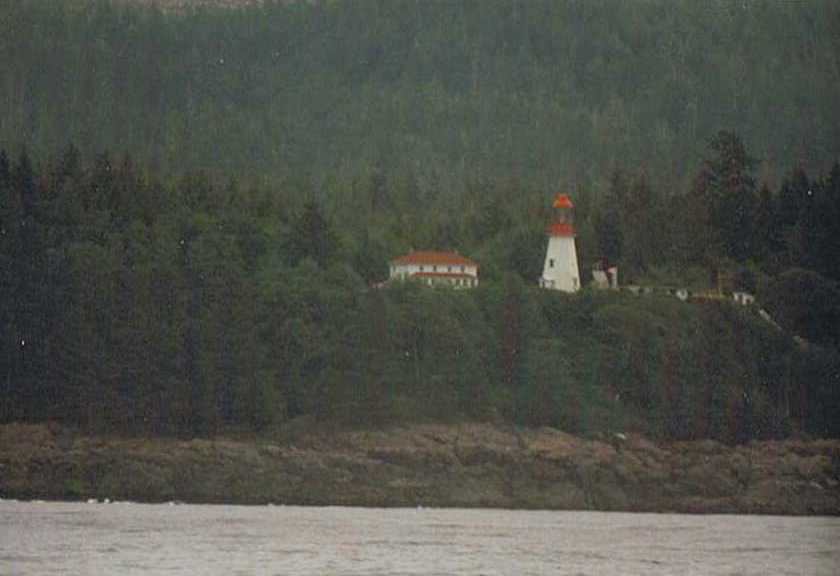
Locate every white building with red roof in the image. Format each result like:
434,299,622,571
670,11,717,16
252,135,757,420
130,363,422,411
539,193,581,292
389,251,479,288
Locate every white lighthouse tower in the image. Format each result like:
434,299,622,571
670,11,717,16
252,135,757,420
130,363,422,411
539,193,581,292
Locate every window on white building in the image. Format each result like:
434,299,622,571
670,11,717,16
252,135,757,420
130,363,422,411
549,259,555,268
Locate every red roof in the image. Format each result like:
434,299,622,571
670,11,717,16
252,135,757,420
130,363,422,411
391,251,478,268
553,194,574,209
547,222,576,237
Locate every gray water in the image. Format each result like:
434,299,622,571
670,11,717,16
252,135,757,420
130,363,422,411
1,501,838,575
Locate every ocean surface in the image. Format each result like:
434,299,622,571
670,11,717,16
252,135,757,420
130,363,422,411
1,500,838,575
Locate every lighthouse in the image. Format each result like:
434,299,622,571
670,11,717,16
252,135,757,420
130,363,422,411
539,193,581,292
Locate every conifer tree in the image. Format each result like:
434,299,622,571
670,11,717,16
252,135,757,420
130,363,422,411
701,131,757,263
595,170,625,267
751,183,778,266
0,150,15,421
287,200,339,268
820,162,840,281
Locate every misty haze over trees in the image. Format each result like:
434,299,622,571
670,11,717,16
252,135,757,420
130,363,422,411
1,0,839,441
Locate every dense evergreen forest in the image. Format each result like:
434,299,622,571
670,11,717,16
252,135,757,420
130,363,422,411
2,138,839,441
2,0,840,441
3,0,839,190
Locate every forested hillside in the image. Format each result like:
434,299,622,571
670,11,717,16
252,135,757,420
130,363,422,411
2,1,840,441
3,0,839,191
1,146,839,441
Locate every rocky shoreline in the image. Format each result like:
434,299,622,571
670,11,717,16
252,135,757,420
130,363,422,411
1,423,838,515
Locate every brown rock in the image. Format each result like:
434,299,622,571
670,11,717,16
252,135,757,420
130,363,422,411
1,423,838,514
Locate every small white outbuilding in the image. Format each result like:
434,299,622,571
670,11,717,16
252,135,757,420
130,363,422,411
733,291,756,306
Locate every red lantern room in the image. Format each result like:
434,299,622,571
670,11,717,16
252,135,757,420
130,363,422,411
548,193,576,237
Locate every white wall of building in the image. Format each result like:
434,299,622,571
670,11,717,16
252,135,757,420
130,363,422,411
733,291,756,306
413,275,479,288
540,236,580,292
390,263,478,280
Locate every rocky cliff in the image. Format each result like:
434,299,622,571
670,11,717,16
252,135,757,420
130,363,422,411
1,423,838,515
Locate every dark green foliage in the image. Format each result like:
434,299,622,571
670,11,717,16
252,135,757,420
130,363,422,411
595,170,624,266
2,1,839,193
2,0,840,441
751,184,780,266
622,172,659,274
1,139,839,442
286,200,339,269
702,131,757,262
761,269,840,349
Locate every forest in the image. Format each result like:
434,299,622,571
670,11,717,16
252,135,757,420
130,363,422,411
2,136,839,442
3,0,839,191
1,0,839,441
